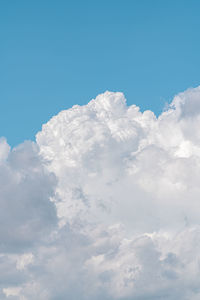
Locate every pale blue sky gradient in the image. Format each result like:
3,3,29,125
1,0,200,146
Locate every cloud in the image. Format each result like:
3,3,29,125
0,141,57,253
2,87,200,299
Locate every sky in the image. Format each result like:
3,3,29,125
1,0,200,146
2,1,200,300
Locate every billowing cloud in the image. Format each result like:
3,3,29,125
1,87,200,299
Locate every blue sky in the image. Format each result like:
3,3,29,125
1,0,200,146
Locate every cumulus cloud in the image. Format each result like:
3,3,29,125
0,141,57,253
2,87,200,299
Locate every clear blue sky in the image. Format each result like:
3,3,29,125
1,0,200,146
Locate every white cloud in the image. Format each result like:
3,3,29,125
16,253,34,271
0,141,57,254
3,286,21,298
2,87,200,299
0,138,10,163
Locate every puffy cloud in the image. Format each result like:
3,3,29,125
0,138,10,163
2,87,200,299
0,140,57,298
0,141,57,253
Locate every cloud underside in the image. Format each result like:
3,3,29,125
1,87,200,299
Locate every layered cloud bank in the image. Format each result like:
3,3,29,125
1,87,200,299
